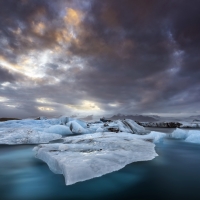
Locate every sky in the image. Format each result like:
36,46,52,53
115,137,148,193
0,0,200,118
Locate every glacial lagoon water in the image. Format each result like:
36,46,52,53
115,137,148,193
1,128,200,200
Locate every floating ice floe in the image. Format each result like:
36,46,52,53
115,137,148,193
170,128,189,139
185,133,200,144
33,132,158,185
0,118,60,131
170,128,200,144
130,131,167,143
0,128,62,145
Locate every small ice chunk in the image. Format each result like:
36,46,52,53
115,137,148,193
63,118,87,129
60,116,71,125
171,129,200,144
69,121,88,134
185,133,200,144
140,131,166,143
171,128,188,139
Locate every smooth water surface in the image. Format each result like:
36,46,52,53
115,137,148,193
1,130,200,200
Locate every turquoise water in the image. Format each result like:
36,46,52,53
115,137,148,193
1,131,200,200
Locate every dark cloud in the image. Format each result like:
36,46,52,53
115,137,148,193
0,0,200,118
0,66,16,83
67,0,200,114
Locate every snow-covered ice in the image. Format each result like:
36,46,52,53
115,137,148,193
0,118,60,131
33,132,158,185
0,128,62,145
129,131,167,143
94,119,147,134
45,125,72,136
117,119,146,134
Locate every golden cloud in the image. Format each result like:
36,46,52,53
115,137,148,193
32,22,46,35
66,100,100,111
38,106,54,111
64,8,82,26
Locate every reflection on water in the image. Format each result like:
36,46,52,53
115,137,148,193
1,135,200,199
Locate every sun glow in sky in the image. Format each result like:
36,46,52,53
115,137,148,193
66,100,101,111
0,96,9,102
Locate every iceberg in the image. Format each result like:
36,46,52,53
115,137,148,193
170,128,189,139
33,132,158,185
130,131,167,143
0,128,62,145
185,133,200,144
120,119,146,134
184,130,200,144
98,119,147,135
0,118,60,131
45,125,72,136
60,116,87,128
68,121,89,134
35,117,147,135
171,129,200,144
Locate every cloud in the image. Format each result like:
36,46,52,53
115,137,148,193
0,0,200,118
0,66,16,83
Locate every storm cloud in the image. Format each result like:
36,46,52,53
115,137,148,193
0,0,200,118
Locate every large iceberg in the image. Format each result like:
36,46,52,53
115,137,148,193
0,128,62,145
33,132,158,185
